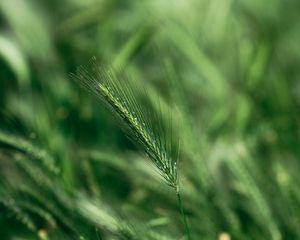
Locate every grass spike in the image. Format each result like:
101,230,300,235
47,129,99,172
72,57,191,239
71,57,179,189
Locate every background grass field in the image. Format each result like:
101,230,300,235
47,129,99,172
1,0,300,239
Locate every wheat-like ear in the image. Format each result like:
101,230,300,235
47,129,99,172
72,58,191,239
71,57,179,190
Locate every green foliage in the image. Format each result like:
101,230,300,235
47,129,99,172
1,0,300,239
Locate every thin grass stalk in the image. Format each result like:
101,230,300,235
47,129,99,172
176,187,191,240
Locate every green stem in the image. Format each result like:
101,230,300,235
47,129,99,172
176,189,191,240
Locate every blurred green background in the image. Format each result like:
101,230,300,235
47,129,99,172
0,0,300,239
